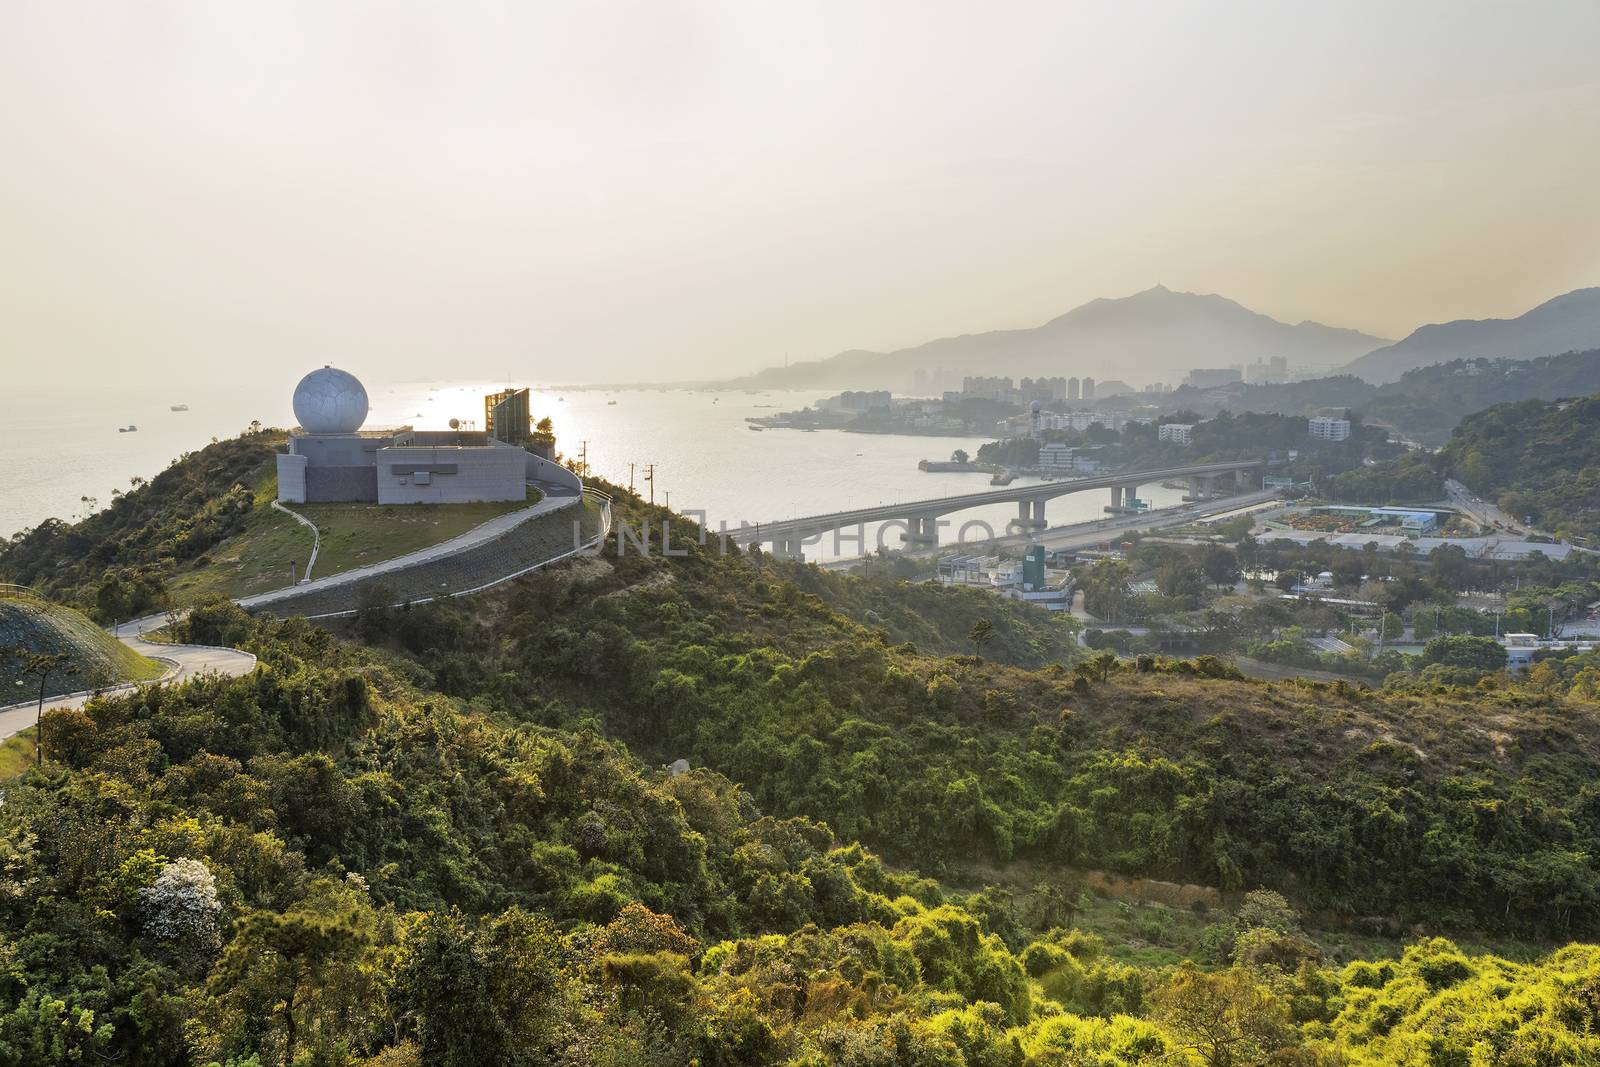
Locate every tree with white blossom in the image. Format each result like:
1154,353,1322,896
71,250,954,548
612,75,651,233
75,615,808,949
140,858,222,954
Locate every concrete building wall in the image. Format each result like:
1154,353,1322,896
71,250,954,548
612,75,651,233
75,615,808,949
277,428,577,505
377,444,527,504
276,453,308,504
290,433,387,466
306,466,379,503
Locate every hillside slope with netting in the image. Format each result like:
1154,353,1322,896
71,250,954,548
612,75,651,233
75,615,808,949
249,496,607,618
0,590,166,700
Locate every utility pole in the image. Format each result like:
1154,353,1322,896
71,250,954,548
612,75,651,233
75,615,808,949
578,440,589,479
628,462,635,493
644,463,656,505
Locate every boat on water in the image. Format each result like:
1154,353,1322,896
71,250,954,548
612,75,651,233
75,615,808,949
118,425,138,433
169,404,189,412
607,400,617,406
748,425,764,432
990,470,1017,486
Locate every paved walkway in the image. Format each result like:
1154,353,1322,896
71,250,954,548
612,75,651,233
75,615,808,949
238,483,579,611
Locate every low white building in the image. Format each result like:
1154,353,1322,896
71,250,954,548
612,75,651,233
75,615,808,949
1036,443,1101,474
1309,416,1352,442
1158,423,1194,445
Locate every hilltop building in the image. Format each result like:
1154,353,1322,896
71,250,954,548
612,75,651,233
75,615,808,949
1309,416,1352,442
277,367,561,506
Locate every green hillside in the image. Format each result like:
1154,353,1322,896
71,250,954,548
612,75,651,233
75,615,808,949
0,428,542,613
1444,392,1600,541
1158,348,1600,445
10,457,1600,1063
0,591,164,700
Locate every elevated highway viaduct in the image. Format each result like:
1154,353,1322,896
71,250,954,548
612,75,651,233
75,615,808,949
728,460,1267,559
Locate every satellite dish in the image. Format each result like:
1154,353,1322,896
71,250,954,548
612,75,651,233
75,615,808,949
448,418,460,430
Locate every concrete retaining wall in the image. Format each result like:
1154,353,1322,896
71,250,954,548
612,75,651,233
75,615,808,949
525,452,582,493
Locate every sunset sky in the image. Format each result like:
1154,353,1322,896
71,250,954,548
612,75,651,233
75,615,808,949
2,0,1598,387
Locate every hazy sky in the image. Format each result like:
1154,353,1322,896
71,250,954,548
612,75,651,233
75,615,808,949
2,1,1598,388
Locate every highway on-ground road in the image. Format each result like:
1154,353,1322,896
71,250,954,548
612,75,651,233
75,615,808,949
1444,479,1535,537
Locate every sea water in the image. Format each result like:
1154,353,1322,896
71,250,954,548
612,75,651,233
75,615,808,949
0,381,1188,561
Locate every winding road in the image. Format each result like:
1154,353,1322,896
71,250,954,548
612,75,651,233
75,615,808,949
0,480,594,742
0,616,258,743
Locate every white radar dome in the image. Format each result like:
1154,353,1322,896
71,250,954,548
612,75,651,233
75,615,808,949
292,366,369,434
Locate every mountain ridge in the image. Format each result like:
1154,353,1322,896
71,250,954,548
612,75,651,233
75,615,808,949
1343,287,1600,384
728,285,1390,391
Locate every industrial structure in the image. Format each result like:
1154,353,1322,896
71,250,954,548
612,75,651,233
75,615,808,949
484,387,534,446
936,543,1072,610
277,368,573,506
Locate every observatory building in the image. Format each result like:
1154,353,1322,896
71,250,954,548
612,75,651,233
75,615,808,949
276,367,544,506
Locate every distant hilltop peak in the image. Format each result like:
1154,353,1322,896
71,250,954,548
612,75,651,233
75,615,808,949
1343,286,1600,384
723,285,1389,391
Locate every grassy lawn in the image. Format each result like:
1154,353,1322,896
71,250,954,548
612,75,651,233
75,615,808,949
172,474,539,602
0,730,36,781
301,491,537,577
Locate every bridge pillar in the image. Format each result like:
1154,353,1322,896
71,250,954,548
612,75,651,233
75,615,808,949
1122,484,1140,508
1109,486,1123,509
902,516,938,544
1234,468,1250,489
1010,500,1044,530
